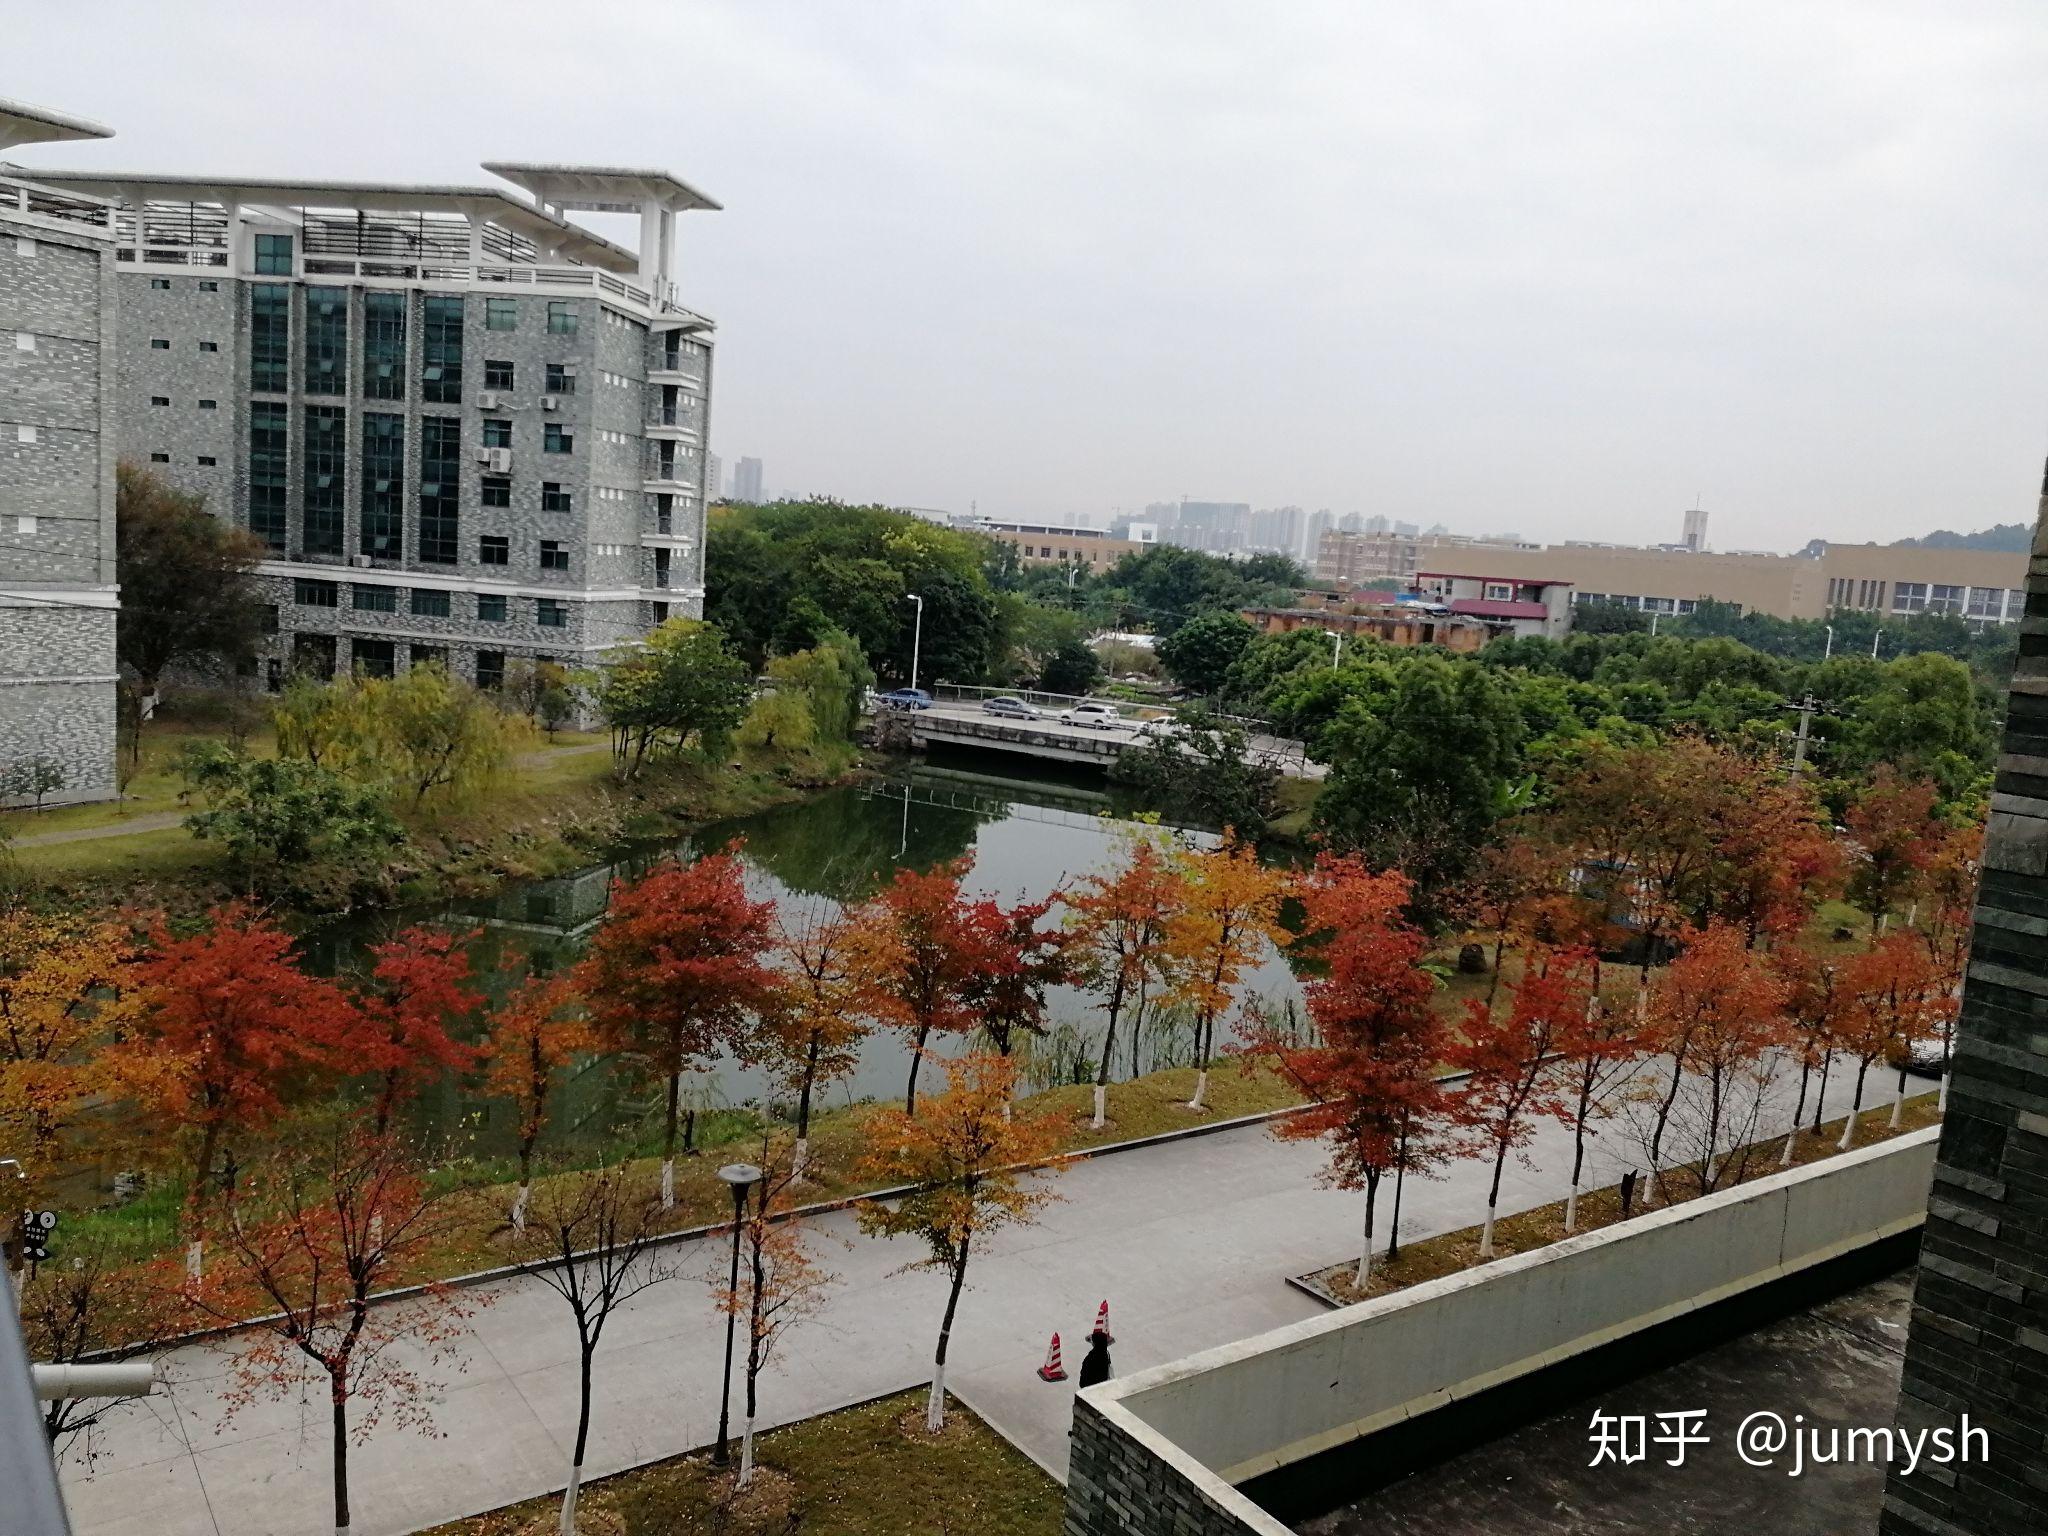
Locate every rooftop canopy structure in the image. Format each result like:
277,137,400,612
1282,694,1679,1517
0,94,112,154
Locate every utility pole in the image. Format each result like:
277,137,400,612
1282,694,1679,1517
1781,693,1837,771
907,593,925,694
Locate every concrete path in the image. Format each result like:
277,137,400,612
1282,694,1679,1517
56,1060,1919,1536
9,811,184,848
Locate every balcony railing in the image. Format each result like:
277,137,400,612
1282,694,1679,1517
2,173,118,235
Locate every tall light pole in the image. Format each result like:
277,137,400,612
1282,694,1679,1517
1328,627,1344,668
907,593,926,694
1823,623,1834,660
713,1162,762,1469
1871,626,1883,660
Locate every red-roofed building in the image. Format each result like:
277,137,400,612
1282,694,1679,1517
1415,571,1576,639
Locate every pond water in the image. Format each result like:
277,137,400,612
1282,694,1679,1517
310,760,1306,1166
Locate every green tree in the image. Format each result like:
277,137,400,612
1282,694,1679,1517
598,618,753,780
180,744,403,894
357,664,525,807
1038,636,1102,695
114,462,269,700
1111,709,1280,833
1157,612,1259,694
270,674,366,769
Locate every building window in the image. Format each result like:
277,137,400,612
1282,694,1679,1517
1484,583,1511,600
352,638,396,679
150,277,171,290
410,588,452,618
250,284,289,391
199,340,218,352
253,233,294,275
306,286,347,395
294,578,339,607
485,296,519,332
651,601,669,623
151,395,169,407
477,594,508,623
547,301,578,335
248,401,288,551
537,598,568,628
542,482,571,513
1968,586,2008,621
1891,581,1928,615
199,398,217,409
149,452,170,462
482,418,512,449
304,405,347,556
150,338,169,350
476,650,506,689
484,358,514,391
544,423,572,454
197,455,216,466
199,280,218,292
480,534,509,565
419,416,461,565
540,540,569,571
361,412,405,559
421,294,464,403
544,362,576,394
1928,583,1965,615
352,584,398,613
363,291,405,400
481,474,511,508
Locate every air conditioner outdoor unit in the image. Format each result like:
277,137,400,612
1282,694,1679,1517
478,391,500,409
473,447,494,464
351,554,372,569
486,448,513,472
541,395,560,411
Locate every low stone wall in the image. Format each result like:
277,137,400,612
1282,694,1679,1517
1065,1127,1940,1536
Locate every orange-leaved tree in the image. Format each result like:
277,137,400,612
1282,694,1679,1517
1772,941,1846,1168
0,906,141,1170
1065,824,1188,1129
1916,820,1982,1108
354,924,483,1135
960,892,1076,1064
1255,856,1445,1284
1704,764,1845,946
1844,766,1942,939
477,966,591,1231
1164,837,1289,1112
1550,956,1641,1233
1451,946,1589,1258
845,857,990,1117
126,902,358,1278
856,1052,1063,1430
762,903,871,1179
1833,932,1941,1150
575,849,779,1207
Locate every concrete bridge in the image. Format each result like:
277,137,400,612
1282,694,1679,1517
893,692,1321,778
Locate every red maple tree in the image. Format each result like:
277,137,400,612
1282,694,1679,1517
845,857,991,1115
1548,953,1641,1232
355,925,483,1135
477,967,591,1230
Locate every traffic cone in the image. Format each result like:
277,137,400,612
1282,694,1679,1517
1094,1300,1115,1343
1037,1332,1067,1381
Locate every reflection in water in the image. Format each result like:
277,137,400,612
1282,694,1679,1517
311,762,1304,1164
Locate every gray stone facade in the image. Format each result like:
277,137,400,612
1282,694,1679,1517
1880,461,2048,1534
0,164,120,806
1065,1397,1256,1536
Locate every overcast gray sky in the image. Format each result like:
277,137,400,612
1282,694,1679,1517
19,1,2048,550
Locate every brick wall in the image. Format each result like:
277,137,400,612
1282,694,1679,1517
1065,1396,1260,1536
1880,463,2048,1534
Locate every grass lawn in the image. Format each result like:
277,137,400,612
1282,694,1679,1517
420,1389,1061,1536
1303,1091,1943,1306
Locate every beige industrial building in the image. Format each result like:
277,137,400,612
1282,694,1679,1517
1315,528,1539,586
974,520,1149,571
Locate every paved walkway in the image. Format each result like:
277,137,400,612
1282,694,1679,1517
10,811,183,848
57,1061,1918,1536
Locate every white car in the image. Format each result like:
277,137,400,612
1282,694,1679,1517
1059,701,1125,730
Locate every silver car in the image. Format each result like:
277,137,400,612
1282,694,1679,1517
982,696,1041,720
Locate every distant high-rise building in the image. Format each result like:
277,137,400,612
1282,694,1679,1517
706,453,722,502
1143,500,1180,534
1682,505,1708,552
1304,509,1336,564
733,456,764,502
1171,500,1251,554
1248,505,1303,557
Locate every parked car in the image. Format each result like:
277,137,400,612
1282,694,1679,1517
1059,701,1125,729
877,688,934,711
981,695,1041,720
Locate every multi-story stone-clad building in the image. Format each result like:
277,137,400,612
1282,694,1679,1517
0,99,121,805
21,156,721,692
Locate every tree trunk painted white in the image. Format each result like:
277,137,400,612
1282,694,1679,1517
1940,1070,1950,1113
1187,1068,1209,1112
660,1158,675,1210
1890,1078,1906,1130
1091,1084,1106,1130
1355,1200,1374,1287
511,1183,530,1234
926,1364,947,1431
792,1138,809,1182
1564,1181,1579,1235
185,1240,202,1283
1781,1124,1799,1167
1479,1204,1497,1260
740,1417,756,1488
1838,1107,1857,1152
558,1463,582,1536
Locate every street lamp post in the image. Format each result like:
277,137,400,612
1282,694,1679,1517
1328,628,1344,668
712,1162,762,1470
1871,627,1883,660
907,594,926,694
1823,623,1834,660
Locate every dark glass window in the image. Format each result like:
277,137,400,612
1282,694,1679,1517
477,594,508,623
476,649,506,688
198,398,217,409
248,401,288,551
294,578,339,607
198,280,218,292
411,588,452,618
149,451,169,462
482,419,512,449
422,294,463,403
537,598,568,628
199,340,218,352
481,475,511,508
363,291,405,400
544,362,576,394
151,396,169,407
352,638,396,678
544,423,572,454
419,416,461,566
352,584,397,613
253,233,294,274
304,405,347,556
547,301,577,335
197,455,217,466
542,482,571,513
150,278,171,290
486,297,518,331
250,283,290,392
150,338,169,349
484,359,514,391
361,412,404,559
540,540,568,571
306,286,347,395
479,535,509,566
